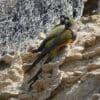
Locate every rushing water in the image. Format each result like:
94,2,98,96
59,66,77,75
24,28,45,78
0,0,84,54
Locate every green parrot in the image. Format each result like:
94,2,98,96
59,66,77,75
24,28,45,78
25,15,68,72
30,15,66,53
25,15,76,88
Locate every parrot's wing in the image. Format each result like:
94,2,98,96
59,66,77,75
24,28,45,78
44,49,57,64
49,24,65,38
51,24,61,30
43,29,73,54
37,24,65,52
36,36,54,52
25,25,65,72
30,34,57,53
25,51,47,73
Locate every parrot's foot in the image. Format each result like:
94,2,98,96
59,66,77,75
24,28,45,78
27,68,42,91
67,42,75,49
67,44,72,50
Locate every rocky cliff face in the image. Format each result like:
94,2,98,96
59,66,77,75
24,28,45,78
83,0,100,15
0,0,84,54
0,14,100,100
0,0,100,100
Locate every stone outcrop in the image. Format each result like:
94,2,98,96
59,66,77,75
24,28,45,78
0,0,84,54
83,0,100,15
0,14,100,100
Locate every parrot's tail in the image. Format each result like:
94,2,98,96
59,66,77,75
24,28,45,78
31,46,43,53
44,56,54,64
27,68,42,91
25,52,46,73
31,49,39,53
27,68,42,84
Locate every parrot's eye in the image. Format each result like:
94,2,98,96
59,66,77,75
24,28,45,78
64,18,69,24
60,15,65,19
64,18,72,27
65,17,69,20
60,15,71,26
60,15,65,24
65,17,70,23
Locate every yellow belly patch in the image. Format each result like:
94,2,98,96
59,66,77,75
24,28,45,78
59,39,74,48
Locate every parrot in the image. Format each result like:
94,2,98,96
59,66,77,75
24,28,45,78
25,15,70,73
29,15,67,54
25,15,76,88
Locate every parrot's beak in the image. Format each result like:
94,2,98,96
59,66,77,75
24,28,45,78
65,19,69,24
60,15,66,24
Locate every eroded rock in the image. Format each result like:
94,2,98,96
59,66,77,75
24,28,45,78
0,14,100,100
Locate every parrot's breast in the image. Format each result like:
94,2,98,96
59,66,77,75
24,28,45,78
59,38,74,49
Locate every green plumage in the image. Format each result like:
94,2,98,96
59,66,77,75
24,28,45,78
25,15,76,88
49,24,65,37
30,24,65,53
25,24,66,73
44,29,73,50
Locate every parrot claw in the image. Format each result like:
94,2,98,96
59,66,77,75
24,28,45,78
67,42,75,49
67,44,72,50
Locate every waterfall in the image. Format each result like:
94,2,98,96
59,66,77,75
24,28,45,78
0,0,85,54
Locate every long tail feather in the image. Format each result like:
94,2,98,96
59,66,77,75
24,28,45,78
25,53,46,73
31,49,39,53
27,68,42,91
28,68,42,84
44,56,53,64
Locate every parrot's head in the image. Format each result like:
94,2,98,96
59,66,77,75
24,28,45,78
60,15,74,28
64,17,72,28
60,15,66,24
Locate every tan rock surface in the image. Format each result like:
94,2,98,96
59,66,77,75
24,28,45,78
0,14,100,100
